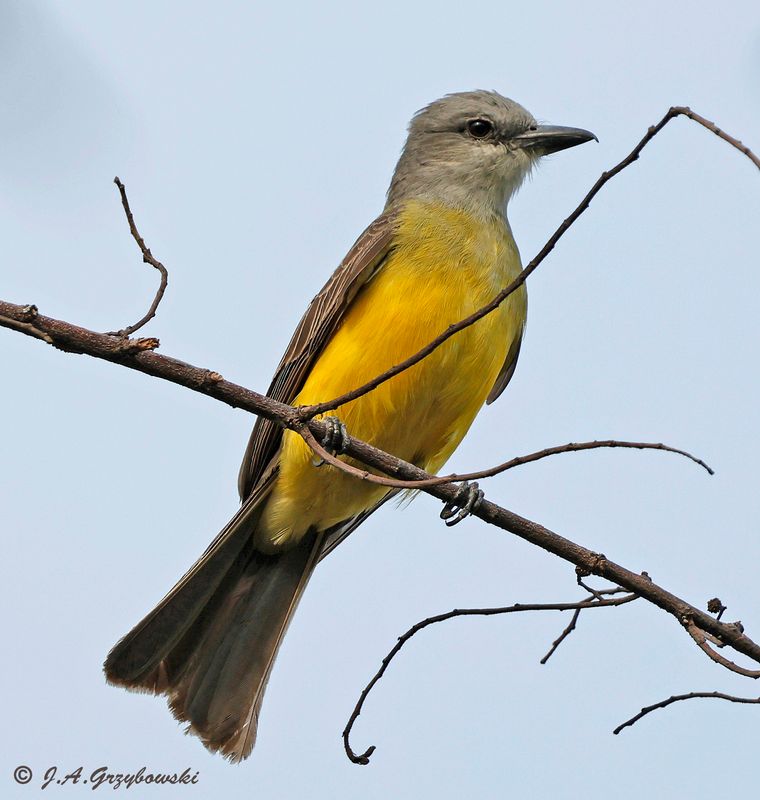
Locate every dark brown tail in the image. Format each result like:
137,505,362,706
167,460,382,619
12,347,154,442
105,510,322,762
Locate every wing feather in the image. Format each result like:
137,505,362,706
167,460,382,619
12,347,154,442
486,321,525,405
237,213,398,500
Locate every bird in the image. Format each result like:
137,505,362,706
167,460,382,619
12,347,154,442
104,90,595,761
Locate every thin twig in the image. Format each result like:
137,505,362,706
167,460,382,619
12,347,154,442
614,691,760,735
540,607,583,665
109,177,169,337
300,431,713,491
298,106,759,422
577,576,608,602
674,106,760,168
540,587,634,664
343,594,637,764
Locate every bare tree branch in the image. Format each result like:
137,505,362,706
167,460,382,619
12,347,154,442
614,691,760,735
296,106,759,422
108,177,169,337
2,299,759,677
343,592,639,764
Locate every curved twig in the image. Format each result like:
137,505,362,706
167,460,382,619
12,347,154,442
343,593,638,764
108,177,169,337
300,429,713,491
685,621,760,678
614,691,760,735
674,107,760,168
298,106,759,422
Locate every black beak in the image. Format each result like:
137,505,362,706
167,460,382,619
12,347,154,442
511,124,597,155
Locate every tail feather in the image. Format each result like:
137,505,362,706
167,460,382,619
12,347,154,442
105,491,269,688
105,495,323,761
169,532,322,760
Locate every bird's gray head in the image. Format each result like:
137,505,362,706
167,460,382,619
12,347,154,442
386,90,595,218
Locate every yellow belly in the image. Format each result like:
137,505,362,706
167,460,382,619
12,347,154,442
255,200,527,551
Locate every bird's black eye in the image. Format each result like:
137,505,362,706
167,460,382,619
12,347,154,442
466,118,494,139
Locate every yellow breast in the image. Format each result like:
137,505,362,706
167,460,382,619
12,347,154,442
256,200,527,551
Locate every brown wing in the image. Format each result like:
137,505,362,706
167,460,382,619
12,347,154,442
237,213,398,500
486,321,525,405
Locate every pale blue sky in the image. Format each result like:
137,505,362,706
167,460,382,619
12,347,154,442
2,1,759,797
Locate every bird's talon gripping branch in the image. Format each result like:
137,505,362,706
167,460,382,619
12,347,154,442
440,481,485,526
313,416,350,467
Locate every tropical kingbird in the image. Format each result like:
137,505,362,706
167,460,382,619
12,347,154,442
105,90,595,761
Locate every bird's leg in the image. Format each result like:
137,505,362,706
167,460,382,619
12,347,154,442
439,481,485,526
312,415,350,467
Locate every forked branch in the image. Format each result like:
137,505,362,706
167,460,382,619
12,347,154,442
109,177,169,337
344,588,639,764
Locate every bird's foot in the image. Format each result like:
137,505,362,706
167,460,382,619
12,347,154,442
440,481,484,526
312,416,349,467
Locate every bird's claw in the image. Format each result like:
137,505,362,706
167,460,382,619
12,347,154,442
312,416,349,467
440,481,484,526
